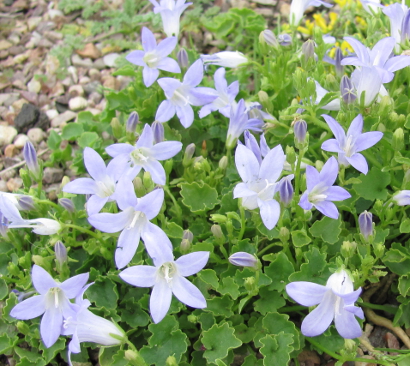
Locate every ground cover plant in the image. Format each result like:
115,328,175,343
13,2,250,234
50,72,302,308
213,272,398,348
3,0,410,365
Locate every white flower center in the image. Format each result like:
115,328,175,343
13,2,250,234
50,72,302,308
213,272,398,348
159,262,177,283
127,211,145,230
131,148,150,166
170,86,191,107
343,135,355,158
143,52,159,68
96,177,116,198
308,182,328,204
46,287,64,309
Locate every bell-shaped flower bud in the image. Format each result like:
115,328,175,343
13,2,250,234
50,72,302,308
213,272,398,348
18,196,35,211
177,48,189,68
359,211,373,240
278,175,294,206
402,9,410,42
152,121,164,144
392,128,404,151
340,75,357,104
211,224,225,244
278,33,292,46
341,240,357,258
335,47,344,77
229,252,258,268
126,111,139,134
302,40,315,61
59,198,75,213
23,141,40,179
54,240,68,266
218,156,228,170
294,119,307,145
180,229,194,253
261,30,279,48
183,143,196,167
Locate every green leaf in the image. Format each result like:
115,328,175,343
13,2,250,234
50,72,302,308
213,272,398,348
218,276,240,300
354,167,391,200
0,278,7,300
257,223,279,240
264,252,294,292
309,216,341,244
180,182,220,212
140,316,188,366
99,347,129,366
202,322,242,364
383,245,410,276
242,353,263,366
61,123,84,141
206,295,234,317
14,346,43,363
39,338,65,364
399,275,410,297
312,327,344,354
400,219,410,234
0,333,18,354
198,269,220,290
78,131,100,149
121,303,150,328
87,278,119,309
3,292,18,322
260,332,294,366
254,288,286,315
112,65,139,77
47,130,62,150
163,221,184,239
262,312,301,351
291,230,312,247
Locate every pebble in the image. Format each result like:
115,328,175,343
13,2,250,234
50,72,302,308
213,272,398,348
0,93,20,107
14,103,40,132
7,177,23,192
0,180,8,192
0,40,12,51
27,78,42,93
51,110,77,128
43,167,64,184
79,76,91,85
0,168,16,180
89,91,102,104
76,43,101,60
72,54,93,68
93,58,106,69
68,66,78,84
88,68,101,81
28,17,42,31
46,109,59,120
68,85,84,97
103,53,120,67
14,134,30,148
69,96,88,111
27,128,45,143
0,125,18,147
4,144,19,158
251,0,276,4
103,76,120,90
83,81,101,95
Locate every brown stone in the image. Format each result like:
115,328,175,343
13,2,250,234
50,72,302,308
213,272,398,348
4,144,18,158
7,177,23,192
76,43,101,60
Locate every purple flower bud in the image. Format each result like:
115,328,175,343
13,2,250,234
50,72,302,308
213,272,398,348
340,75,357,104
152,121,164,144
177,48,189,68
358,211,373,239
23,141,40,178
334,47,344,77
0,212,8,237
180,229,193,252
262,30,279,48
184,143,196,161
18,196,35,211
126,112,139,134
302,40,315,61
278,33,292,46
183,229,193,243
229,252,258,268
59,198,75,213
402,9,410,42
294,119,307,144
55,240,68,266
278,175,294,206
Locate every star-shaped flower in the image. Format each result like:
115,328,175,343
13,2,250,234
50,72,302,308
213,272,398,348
286,269,364,339
126,27,180,87
299,157,351,219
321,114,383,175
10,265,89,348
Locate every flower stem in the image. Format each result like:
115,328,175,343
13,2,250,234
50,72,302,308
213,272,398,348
63,223,101,239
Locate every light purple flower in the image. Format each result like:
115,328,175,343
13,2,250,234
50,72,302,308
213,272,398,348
299,157,351,219
286,269,364,339
244,130,269,164
383,2,410,51
360,0,383,15
0,195,60,235
156,59,218,128
341,36,410,83
321,114,383,174
229,252,258,268
120,242,209,323
233,143,285,230
351,66,384,107
200,51,248,68
359,211,373,239
226,100,264,149
126,27,180,87
88,178,171,269
10,265,89,348
289,0,332,26
340,75,357,104
278,174,294,206
246,101,276,122
63,148,125,216
323,47,344,76
23,141,40,178
149,0,192,38
314,80,341,111
106,124,182,185
394,190,410,206
62,285,124,366
199,68,239,118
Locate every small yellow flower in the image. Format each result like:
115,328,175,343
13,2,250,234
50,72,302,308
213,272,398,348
335,0,354,7
355,16,367,29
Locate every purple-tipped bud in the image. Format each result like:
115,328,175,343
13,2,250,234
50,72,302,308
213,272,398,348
54,240,68,266
59,198,75,213
340,75,357,104
18,196,35,211
177,48,189,68
152,121,164,144
278,33,292,46
23,141,40,178
334,47,344,77
262,30,279,48
184,143,196,161
402,9,410,42
180,229,193,252
278,175,294,206
229,252,258,268
126,112,139,134
302,40,315,61
359,211,373,239
294,119,307,144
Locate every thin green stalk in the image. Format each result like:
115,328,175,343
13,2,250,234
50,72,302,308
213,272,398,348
63,224,101,239
238,202,246,241
360,301,397,315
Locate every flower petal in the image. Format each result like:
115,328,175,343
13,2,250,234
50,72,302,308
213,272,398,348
105,143,134,158
354,131,383,152
156,36,177,58
314,200,339,219
150,279,172,323
385,55,410,73
32,265,58,294
343,37,370,64
346,153,369,175
135,188,164,220
150,141,182,161
41,306,63,348
10,295,46,320
172,275,207,308
141,223,174,266
346,114,363,138
321,114,346,144
115,227,141,269
175,252,209,276
88,209,133,233
156,100,176,123
175,104,194,128
59,273,89,298
141,27,156,52
143,159,166,185
305,165,320,192
114,176,138,211
119,265,157,287
298,192,313,210
156,57,181,73
143,66,160,87
319,157,339,187
286,282,327,306
258,198,280,230
321,139,342,153
183,59,204,87
63,178,98,195
235,144,260,183
83,147,106,182
334,303,362,339
126,50,145,67
326,186,351,201
301,291,335,337
259,145,285,182
233,182,257,199
86,195,108,216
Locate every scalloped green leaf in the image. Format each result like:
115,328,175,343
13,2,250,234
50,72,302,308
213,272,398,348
218,276,240,300
198,269,220,290
309,216,341,245
180,182,220,212
264,252,294,292
202,322,242,364
291,230,312,247
353,167,390,201
262,312,301,351
87,278,119,310
260,332,294,366
206,295,234,317
254,288,286,315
